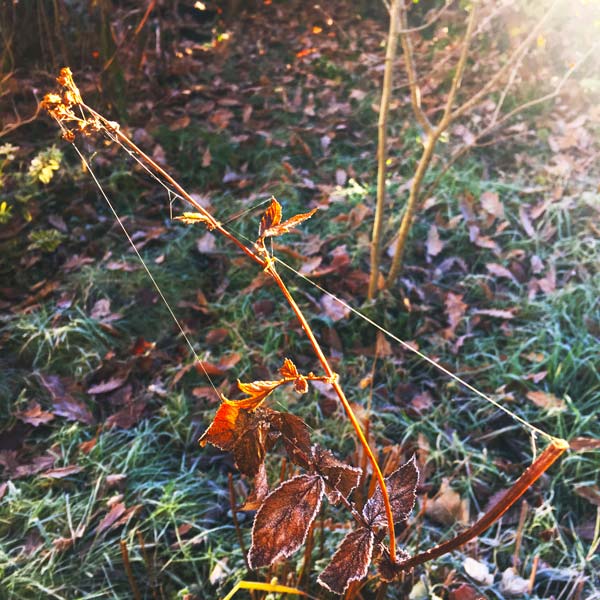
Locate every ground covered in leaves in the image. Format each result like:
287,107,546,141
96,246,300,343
1,1,599,599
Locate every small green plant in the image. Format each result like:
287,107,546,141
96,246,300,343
43,67,569,596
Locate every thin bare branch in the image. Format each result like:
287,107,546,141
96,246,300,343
396,0,453,34
450,0,560,123
440,2,478,127
369,0,401,299
398,1,433,136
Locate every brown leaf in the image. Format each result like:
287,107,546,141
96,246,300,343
15,402,55,427
41,465,83,479
445,292,468,336
202,147,212,167
241,462,269,511
472,308,515,319
426,225,444,257
258,197,282,239
209,108,234,130
318,528,374,594
96,502,126,535
40,374,95,425
486,263,518,284
319,294,350,322
270,411,312,469
425,479,469,526
569,437,600,452
574,485,600,506
480,191,504,219
312,445,361,504
363,456,419,526
199,401,278,476
87,376,127,395
248,474,324,568
526,390,566,411
105,399,146,430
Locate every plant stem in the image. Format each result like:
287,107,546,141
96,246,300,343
393,438,568,571
79,101,398,560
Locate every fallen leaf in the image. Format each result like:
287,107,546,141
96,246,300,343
202,147,212,167
425,479,469,526
486,263,518,284
569,437,600,452
450,583,483,600
445,292,468,336
463,557,493,585
574,485,600,506
40,374,95,425
500,567,529,596
41,465,83,479
426,225,444,257
526,390,566,411
96,502,126,535
87,376,127,395
319,294,350,322
15,402,55,427
480,191,504,219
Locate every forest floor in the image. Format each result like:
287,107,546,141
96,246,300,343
1,1,599,599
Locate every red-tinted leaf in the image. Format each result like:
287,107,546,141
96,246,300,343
363,456,419,526
105,399,146,430
199,399,255,450
318,528,374,594
248,474,324,568
262,208,318,239
312,445,361,504
258,197,282,238
232,419,275,477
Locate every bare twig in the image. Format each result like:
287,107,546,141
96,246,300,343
398,2,433,135
369,0,401,299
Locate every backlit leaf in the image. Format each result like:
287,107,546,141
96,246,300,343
279,357,300,379
262,208,318,239
237,379,282,404
363,456,418,526
248,474,324,569
258,197,282,238
173,212,214,227
317,528,374,594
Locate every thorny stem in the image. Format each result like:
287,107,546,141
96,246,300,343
45,77,398,560
393,438,568,571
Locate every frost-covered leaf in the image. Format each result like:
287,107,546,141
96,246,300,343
363,456,419,526
248,474,324,568
318,528,374,594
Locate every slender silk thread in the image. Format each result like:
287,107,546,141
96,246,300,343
68,139,221,400
92,122,555,443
